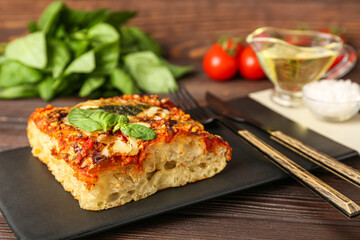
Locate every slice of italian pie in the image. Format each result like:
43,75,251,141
27,95,232,210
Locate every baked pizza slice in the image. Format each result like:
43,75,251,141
27,95,231,210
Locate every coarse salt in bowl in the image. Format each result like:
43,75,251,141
302,79,360,122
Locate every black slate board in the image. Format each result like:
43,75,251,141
0,97,357,240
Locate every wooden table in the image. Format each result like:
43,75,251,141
1,0,360,239
1,61,360,239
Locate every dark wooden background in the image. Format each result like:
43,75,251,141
1,0,360,239
2,0,360,59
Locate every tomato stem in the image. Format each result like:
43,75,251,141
217,36,243,57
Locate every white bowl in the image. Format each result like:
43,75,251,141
303,80,360,122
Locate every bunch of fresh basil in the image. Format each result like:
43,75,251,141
0,1,192,101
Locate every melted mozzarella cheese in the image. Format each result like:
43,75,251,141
141,107,170,118
97,134,140,156
76,100,106,109
76,99,137,109
130,122,151,128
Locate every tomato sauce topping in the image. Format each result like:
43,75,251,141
29,95,231,188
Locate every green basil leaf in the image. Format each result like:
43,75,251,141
120,27,161,56
0,84,38,99
88,23,120,48
124,51,178,93
5,32,47,69
52,76,63,89
162,60,194,79
67,40,89,58
0,55,5,64
0,60,43,88
128,27,161,56
0,43,7,55
124,50,160,66
113,123,121,132
48,39,71,78
63,8,109,31
93,43,119,75
38,1,64,34
68,108,103,132
79,76,105,97
105,11,137,29
38,76,55,102
70,29,88,41
28,21,38,33
112,115,129,132
110,68,141,94
64,50,95,75
120,28,140,55
118,115,129,124
99,111,119,132
120,123,157,140
68,108,119,132
136,65,178,93
55,24,67,39
53,74,82,96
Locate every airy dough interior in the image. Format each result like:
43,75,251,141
28,121,229,210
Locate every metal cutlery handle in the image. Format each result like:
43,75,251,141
271,130,360,188
205,91,360,190
238,129,360,218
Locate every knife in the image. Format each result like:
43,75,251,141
206,91,360,189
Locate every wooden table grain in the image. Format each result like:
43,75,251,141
1,0,360,239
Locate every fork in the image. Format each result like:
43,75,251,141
169,86,360,218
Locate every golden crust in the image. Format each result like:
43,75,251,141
27,95,232,210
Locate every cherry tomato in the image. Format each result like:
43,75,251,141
203,38,242,81
238,45,265,80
